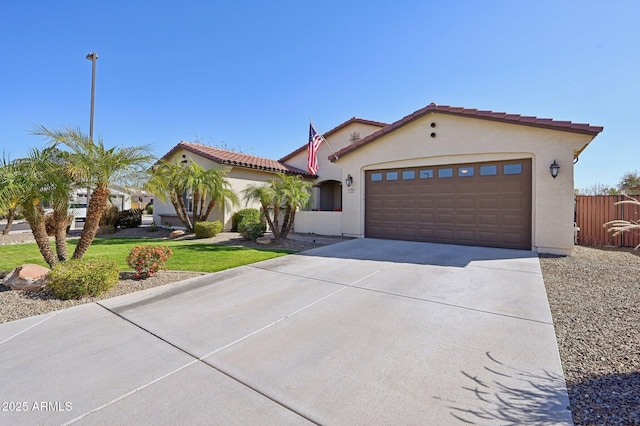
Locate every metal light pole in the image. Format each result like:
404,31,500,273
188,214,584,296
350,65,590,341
86,52,98,141
85,52,98,209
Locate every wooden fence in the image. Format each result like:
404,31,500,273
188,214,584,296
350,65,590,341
575,195,640,247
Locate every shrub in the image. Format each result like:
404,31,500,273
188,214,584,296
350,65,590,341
194,221,223,238
241,222,266,240
117,208,143,228
232,208,260,232
145,204,154,214
48,258,119,300
97,224,116,235
100,206,120,227
126,245,173,279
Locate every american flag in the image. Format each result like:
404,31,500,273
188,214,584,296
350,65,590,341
307,123,323,175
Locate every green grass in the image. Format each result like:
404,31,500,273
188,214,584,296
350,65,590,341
0,238,293,273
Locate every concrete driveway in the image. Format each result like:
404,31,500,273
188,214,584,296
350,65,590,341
0,239,572,425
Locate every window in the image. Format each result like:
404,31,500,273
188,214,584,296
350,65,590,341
420,169,434,179
438,168,453,178
504,164,523,175
386,171,398,181
480,165,498,176
458,167,474,177
371,172,383,181
402,170,415,180
182,191,194,213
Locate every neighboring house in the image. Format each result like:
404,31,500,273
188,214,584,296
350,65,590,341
157,103,603,255
153,142,312,230
282,103,603,255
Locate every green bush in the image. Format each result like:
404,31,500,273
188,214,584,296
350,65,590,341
241,222,266,240
117,208,142,228
145,204,154,214
232,208,260,232
100,206,120,227
194,221,223,238
126,245,173,278
47,258,119,300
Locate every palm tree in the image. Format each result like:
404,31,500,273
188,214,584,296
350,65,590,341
0,154,21,235
5,149,66,267
147,160,238,233
33,126,154,260
243,173,311,240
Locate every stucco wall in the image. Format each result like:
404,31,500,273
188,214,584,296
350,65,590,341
293,211,343,235
332,112,595,255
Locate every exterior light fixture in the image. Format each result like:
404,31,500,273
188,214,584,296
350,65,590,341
345,174,353,187
550,160,560,179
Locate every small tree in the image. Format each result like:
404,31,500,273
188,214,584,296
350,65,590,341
146,160,238,233
0,147,75,266
243,173,311,240
33,126,154,260
617,171,640,195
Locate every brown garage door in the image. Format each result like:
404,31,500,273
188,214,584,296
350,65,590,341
365,159,532,249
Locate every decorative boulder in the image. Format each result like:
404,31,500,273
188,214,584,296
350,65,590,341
2,264,50,291
256,236,272,245
169,230,186,239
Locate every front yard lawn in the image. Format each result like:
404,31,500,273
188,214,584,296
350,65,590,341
0,238,292,273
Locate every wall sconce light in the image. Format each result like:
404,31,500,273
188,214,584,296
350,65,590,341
345,174,353,187
550,160,560,179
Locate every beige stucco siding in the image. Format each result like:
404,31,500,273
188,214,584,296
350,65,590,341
335,112,594,255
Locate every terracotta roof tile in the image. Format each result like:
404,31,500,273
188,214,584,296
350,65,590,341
161,142,313,177
330,103,604,161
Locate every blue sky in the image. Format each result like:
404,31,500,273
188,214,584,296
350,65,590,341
2,1,638,190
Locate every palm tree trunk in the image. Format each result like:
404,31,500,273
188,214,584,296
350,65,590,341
279,208,291,240
72,187,109,260
174,192,193,232
25,209,58,267
168,192,192,231
2,208,16,235
272,204,281,239
192,190,200,227
282,209,296,239
202,200,217,222
53,211,69,262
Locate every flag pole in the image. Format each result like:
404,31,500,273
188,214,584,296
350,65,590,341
310,118,339,160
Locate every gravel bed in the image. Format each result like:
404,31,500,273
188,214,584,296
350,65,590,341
540,246,640,425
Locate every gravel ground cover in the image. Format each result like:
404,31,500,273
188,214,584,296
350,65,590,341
1,228,638,424
540,246,640,425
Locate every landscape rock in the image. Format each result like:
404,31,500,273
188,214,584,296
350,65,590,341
256,236,272,245
2,264,50,291
169,230,186,239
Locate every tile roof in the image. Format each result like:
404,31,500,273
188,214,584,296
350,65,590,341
278,117,388,162
330,103,604,161
161,142,313,177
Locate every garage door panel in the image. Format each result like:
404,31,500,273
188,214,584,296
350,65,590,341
457,198,475,209
457,214,477,225
366,159,531,249
479,214,499,225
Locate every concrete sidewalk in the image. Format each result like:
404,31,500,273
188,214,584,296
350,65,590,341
0,239,572,425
